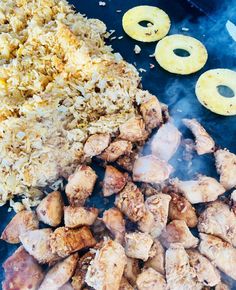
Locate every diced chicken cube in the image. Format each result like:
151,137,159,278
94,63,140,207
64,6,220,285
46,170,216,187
102,208,125,244
199,233,236,280
124,257,140,286
119,117,149,142
39,253,78,290
65,165,97,206
215,149,236,190
99,140,132,162
173,176,225,204
50,226,96,258
2,246,44,290
139,194,171,238
136,268,167,290
36,191,63,227
115,182,146,222
169,193,198,228
144,239,165,275
133,155,172,184
198,201,236,247
64,206,99,228
103,166,127,197
165,244,202,290
125,232,153,261
1,210,39,244
20,228,59,264
151,123,181,161
72,251,95,290
183,119,215,155
140,92,163,131
85,240,126,290
160,220,199,248
187,249,220,287
83,133,110,157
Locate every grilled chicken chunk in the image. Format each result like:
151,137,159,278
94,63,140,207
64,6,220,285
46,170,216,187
119,117,149,142
65,165,97,206
133,155,172,184
173,176,225,204
50,226,96,258
85,240,126,290
169,193,198,228
199,233,236,280
183,119,215,155
72,251,95,290
2,246,44,290
187,249,220,287
102,208,125,244
36,191,63,227
99,140,132,162
165,244,202,290
103,166,127,197
160,220,199,249
1,210,39,244
115,182,146,222
139,92,163,131
125,232,153,261
215,149,236,190
119,277,134,290
83,133,110,157
39,253,78,290
64,206,99,228
124,257,140,286
151,123,181,161
136,268,167,290
20,228,59,264
139,194,171,238
144,239,165,275
198,201,236,247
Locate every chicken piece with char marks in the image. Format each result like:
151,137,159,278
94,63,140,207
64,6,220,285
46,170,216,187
215,149,236,190
119,117,149,142
144,239,165,275
103,165,127,197
99,140,132,162
136,267,167,290
36,191,64,227
115,182,146,222
83,133,110,157
65,165,97,206
64,206,99,228
198,201,236,247
183,118,215,155
173,176,225,204
1,210,39,244
165,244,202,290
2,246,44,290
38,253,78,290
85,240,126,290
160,220,199,249
199,233,236,280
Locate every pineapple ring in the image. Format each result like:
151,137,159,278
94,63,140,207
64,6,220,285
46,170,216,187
196,69,236,116
154,34,208,75
122,6,171,42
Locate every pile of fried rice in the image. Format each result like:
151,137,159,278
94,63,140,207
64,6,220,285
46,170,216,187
0,0,145,207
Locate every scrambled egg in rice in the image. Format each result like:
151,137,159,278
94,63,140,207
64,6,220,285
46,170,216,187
0,0,143,205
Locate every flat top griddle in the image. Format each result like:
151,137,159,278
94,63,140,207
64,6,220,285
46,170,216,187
0,0,236,288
